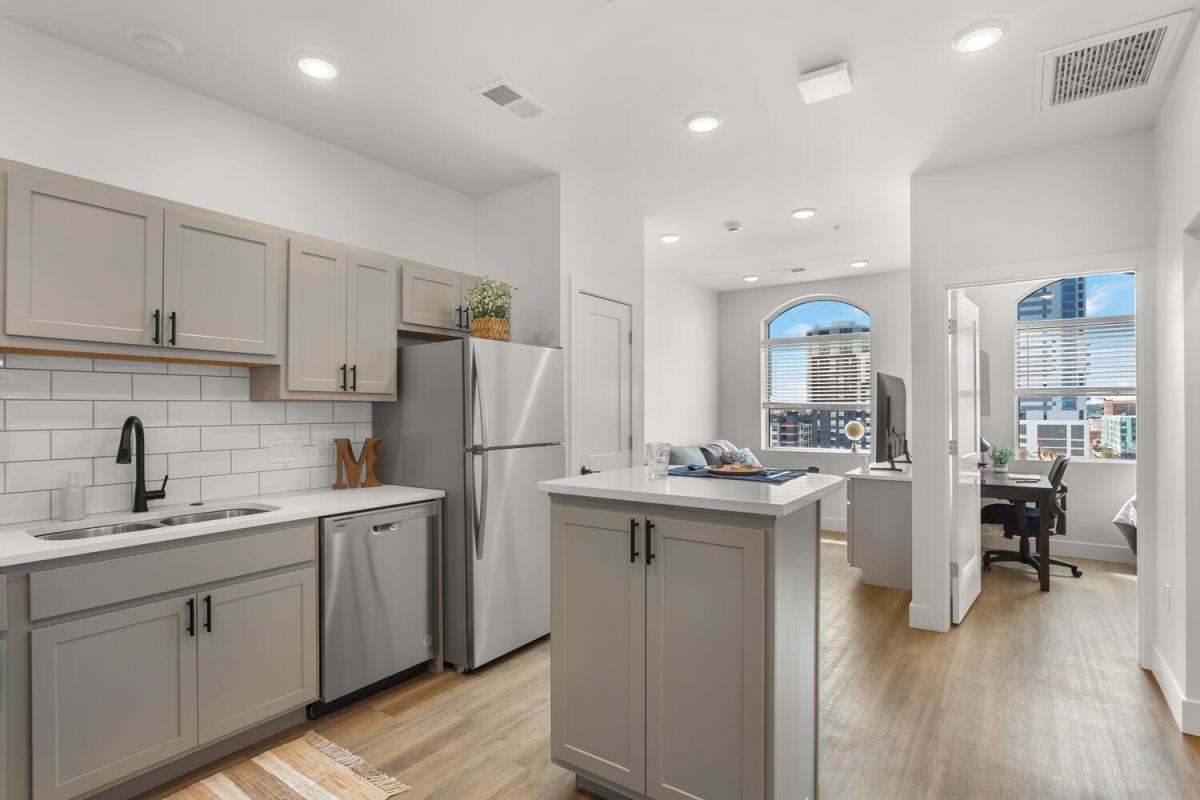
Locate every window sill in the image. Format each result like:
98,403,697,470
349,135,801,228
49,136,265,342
763,446,866,456
1010,457,1136,467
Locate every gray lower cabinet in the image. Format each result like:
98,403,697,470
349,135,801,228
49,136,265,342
32,595,198,800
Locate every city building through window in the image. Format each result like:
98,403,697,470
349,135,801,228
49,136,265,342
762,298,871,451
1014,272,1136,460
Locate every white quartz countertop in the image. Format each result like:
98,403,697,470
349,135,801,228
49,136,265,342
539,466,843,518
0,485,444,570
844,462,913,482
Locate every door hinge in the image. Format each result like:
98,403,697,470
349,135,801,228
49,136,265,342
628,330,633,345
950,561,960,578
628,434,633,449
948,318,957,335
947,440,958,456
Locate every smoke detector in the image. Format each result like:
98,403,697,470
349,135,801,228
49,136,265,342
1036,11,1192,112
770,266,808,275
724,220,743,232
475,79,548,119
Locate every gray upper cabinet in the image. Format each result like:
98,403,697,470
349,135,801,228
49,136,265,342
5,171,163,347
347,249,398,395
31,595,198,800
197,568,318,744
163,210,281,355
287,238,347,393
401,260,481,332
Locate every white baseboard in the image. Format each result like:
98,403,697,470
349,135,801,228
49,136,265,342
821,513,847,533
981,531,1135,565
1152,645,1200,735
907,602,946,632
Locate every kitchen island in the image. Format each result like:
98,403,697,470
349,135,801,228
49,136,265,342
539,467,843,800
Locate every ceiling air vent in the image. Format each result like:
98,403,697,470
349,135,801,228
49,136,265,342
475,79,547,119
1037,11,1192,112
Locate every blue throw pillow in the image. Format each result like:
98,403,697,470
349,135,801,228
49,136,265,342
721,447,762,467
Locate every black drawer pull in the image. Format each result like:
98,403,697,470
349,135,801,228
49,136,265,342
629,518,640,563
646,520,656,564
186,597,195,637
204,594,212,632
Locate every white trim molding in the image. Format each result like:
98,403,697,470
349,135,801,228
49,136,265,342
1152,646,1200,735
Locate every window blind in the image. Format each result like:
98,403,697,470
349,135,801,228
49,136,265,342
1014,315,1136,394
762,332,871,407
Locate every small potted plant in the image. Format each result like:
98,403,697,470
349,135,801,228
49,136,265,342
990,446,1014,474
466,278,514,341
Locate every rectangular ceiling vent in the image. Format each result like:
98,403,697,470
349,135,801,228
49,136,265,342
1037,11,1192,112
475,79,547,119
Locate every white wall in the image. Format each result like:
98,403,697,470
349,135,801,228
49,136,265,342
644,266,719,446
718,270,911,530
0,19,476,271
475,175,562,347
1153,20,1200,731
964,281,1136,564
909,131,1156,638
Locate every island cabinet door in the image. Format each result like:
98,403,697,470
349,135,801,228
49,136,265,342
645,514,766,800
551,505,646,794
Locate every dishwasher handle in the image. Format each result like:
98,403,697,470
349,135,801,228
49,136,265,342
324,502,437,534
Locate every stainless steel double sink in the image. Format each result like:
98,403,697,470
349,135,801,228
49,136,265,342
34,506,278,541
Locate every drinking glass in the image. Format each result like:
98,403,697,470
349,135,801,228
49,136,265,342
645,442,670,479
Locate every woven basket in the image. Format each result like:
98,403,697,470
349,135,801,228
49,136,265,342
471,316,510,341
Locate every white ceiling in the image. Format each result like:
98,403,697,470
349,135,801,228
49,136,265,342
0,0,1190,290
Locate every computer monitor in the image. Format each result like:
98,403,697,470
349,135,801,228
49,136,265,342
871,371,911,471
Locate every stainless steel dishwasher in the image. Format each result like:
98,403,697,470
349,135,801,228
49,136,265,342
317,502,439,711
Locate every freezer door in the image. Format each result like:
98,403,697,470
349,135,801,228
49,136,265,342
471,339,564,448
469,443,565,668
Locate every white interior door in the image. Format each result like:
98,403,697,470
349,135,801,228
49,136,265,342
572,292,633,475
949,291,982,624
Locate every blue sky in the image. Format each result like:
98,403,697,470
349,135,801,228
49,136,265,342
1083,272,1135,316
769,299,869,338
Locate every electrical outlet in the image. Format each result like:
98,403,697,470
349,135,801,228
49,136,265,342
268,440,303,463
1163,583,1171,611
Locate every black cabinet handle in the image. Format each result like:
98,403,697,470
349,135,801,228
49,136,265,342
350,364,357,391
463,307,471,330
339,363,348,391
152,309,161,344
646,520,656,564
186,597,195,637
630,518,641,563
168,311,178,346
204,594,212,632
455,306,464,328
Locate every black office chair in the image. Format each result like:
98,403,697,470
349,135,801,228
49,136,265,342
981,456,1082,578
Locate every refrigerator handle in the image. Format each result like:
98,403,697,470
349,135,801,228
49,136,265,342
472,350,490,451
473,450,489,560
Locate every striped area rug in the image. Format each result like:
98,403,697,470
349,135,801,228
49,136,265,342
166,733,410,799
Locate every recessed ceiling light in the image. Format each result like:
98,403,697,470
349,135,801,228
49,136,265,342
790,208,817,220
294,52,339,80
685,112,723,133
659,233,681,244
124,26,183,57
951,20,1008,53
849,260,869,269
743,275,760,283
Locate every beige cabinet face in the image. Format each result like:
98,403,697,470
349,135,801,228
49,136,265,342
163,211,281,355
197,569,318,744
645,515,765,800
346,250,397,395
401,261,463,330
6,171,163,346
551,505,646,794
31,595,198,800
287,238,347,392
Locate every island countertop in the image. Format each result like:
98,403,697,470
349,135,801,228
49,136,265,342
539,466,843,517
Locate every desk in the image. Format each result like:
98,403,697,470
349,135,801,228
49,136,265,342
980,472,1055,592
845,463,912,589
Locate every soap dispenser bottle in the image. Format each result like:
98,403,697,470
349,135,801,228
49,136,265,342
62,471,85,522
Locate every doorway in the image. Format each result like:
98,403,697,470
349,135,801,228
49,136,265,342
571,291,633,475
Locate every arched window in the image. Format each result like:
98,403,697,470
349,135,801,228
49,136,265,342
762,299,871,450
1014,272,1136,459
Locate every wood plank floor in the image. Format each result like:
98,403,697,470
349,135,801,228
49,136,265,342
139,535,1200,800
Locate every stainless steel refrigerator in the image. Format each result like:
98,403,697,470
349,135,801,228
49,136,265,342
373,338,565,671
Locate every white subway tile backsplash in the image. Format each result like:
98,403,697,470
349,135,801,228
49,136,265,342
201,376,250,401
0,370,51,399
6,459,92,493
0,358,385,524
134,374,201,401
231,402,285,425
169,450,231,479
169,401,231,427
0,431,50,461
52,371,131,400
202,472,258,501
6,401,92,430
201,425,258,451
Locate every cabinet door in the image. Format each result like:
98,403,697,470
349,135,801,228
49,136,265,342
6,171,163,346
163,210,281,355
287,238,347,392
458,272,483,328
346,250,398,395
197,568,318,744
31,596,198,800
401,261,463,330
551,505,645,794
645,515,765,800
